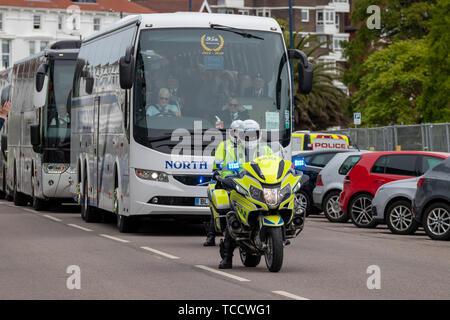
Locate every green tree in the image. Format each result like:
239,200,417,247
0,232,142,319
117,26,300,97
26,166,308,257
279,20,348,130
342,0,436,109
352,39,428,125
418,0,450,122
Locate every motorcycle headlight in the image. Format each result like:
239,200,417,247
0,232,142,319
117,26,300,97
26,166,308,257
43,163,68,174
249,185,264,202
263,187,280,207
135,169,169,182
279,185,291,203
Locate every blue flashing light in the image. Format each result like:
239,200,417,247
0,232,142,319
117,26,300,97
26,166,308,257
227,162,241,171
199,176,204,184
294,158,305,169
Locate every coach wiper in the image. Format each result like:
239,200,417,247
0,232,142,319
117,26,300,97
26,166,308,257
210,24,264,40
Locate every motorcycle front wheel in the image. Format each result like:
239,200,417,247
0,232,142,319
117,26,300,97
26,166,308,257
264,227,284,272
239,247,261,267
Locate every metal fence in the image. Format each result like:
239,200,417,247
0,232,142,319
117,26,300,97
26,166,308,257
318,123,450,152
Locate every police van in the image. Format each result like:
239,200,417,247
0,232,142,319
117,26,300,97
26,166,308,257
292,131,350,155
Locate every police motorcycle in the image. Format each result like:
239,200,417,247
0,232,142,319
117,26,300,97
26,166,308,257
207,149,305,273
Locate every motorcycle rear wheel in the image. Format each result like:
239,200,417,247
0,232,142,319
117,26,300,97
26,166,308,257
264,227,283,272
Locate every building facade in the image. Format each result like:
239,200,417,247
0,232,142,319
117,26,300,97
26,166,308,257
134,0,351,67
0,0,153,70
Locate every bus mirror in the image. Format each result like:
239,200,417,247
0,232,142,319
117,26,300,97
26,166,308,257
30,124,41,150
120,46,135,89
288,49,313,94
1,134,7,153
86,76,94,95
34,70,49,109
36,64,48,92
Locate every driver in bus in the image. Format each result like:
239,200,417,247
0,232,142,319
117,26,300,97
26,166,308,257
146,88,181,117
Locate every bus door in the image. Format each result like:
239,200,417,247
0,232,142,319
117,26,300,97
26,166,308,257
92,96,100,205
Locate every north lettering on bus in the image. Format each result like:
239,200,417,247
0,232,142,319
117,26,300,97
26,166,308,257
165,160,208,170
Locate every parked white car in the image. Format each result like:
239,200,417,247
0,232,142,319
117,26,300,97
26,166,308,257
312,151,369,222
372,177,420,235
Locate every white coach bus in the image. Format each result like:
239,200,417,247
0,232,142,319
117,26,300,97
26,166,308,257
5,41,80,209
71,13,312,232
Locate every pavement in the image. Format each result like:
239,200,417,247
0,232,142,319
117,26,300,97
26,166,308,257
0,200,449,300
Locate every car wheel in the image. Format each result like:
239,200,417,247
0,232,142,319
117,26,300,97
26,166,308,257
350,194,378,228
423,202,450,241
295,190,310,216
386,200,418,235
323,190,348,223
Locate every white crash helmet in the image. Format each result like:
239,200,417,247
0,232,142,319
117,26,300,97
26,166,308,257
239,119,261,148
229,120,244,142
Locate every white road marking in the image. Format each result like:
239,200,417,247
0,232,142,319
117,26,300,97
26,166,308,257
195,265,250,282
67,224,93,232
42,214,62,222
272,290,309,300
23,208,37,214
140,246,180,260
99,234,130,243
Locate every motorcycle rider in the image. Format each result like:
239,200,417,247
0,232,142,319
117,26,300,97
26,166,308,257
218,119,274,269
203,120,244,247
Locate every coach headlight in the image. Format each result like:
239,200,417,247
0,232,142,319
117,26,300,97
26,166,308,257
135,169,169,182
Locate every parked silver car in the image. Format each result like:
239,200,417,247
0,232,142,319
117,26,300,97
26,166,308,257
312,151,369,222
372,177,420,235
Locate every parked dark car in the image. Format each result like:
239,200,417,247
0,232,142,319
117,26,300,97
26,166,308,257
293,150,353,216
413,156,450,241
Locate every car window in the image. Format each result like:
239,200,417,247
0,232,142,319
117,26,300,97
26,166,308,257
308,153,337,168
384,155,418,176
339,155,361,175
371,156,386,173
419,156,444,175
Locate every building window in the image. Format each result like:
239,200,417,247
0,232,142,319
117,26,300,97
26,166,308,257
256,9,271,17
301,9,309,22
238,10,249,15
318,35,327,48
2,40,10,69
333,37,347,52
29,41,36,55
0,13,3,31
335,13,340,29
40,41,49,51
317,10,335,25
58,16,63,30
317,11,324,25
325,11,334,25
93,17,101,31
33,15,41,29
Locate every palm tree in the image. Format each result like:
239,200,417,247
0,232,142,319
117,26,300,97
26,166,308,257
278,19,349,130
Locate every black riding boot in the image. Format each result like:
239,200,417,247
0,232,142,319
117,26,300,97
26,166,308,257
219,231,235,269
203,214,216,246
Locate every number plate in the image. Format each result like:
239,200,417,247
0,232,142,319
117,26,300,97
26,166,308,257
195,198,209,206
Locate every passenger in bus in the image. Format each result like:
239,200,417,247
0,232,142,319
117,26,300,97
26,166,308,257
250,73,268,98
219,97,249,128
146,88,181,117
167,75,184,109
237,73,253,97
